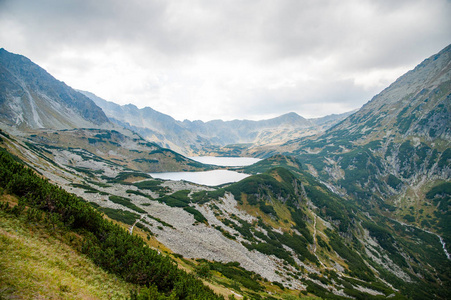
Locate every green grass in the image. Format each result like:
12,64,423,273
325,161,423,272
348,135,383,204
0,207,133,299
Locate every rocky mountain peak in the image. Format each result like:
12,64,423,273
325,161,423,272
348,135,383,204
330,44,451,140
0,48,109,130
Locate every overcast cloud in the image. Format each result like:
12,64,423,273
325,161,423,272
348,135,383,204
1,0,450,121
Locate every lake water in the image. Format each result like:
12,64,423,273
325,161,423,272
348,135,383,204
149,156,261,186
148,169,251,186
188,156,261,167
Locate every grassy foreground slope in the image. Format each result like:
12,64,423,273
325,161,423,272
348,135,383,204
0,148,222,300
0,199,133,299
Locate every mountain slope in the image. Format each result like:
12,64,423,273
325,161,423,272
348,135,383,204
25,128,208,173
6,123,448,299
329,43,451,141
270,44,451,254
0,48,109,130
0,119,448,297
0,203,133,299
79,90,208,155
0,147,223,300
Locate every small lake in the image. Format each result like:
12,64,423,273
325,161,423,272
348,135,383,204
188,156,261,167
148,169,251,186
149,156,261,186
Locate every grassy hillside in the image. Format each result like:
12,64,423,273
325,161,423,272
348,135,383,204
0,148,223,300
0,195,134,299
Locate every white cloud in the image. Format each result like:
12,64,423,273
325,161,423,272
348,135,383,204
0,0,450,121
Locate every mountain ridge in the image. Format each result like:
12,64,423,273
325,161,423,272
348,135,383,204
80,89,353,155
0,48,110,131
264,43,451,256
327,43,451,141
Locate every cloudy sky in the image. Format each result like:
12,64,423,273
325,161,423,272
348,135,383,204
1,0,450,121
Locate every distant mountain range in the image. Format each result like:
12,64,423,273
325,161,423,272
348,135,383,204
0,46,355,156
80,90,353,155
0,47,353,155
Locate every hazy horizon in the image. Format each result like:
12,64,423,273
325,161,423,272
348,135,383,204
78,87,358,122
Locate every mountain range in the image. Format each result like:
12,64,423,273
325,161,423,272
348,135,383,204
80,89,353,155
0,45,450,299
0,46,352,157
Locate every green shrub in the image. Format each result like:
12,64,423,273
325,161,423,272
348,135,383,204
183,206,208,224
109,195,146,213
100,207,138,225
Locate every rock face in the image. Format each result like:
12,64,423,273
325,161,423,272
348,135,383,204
0,48,110,130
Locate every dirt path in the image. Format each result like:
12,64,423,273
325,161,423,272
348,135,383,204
129,214,145,234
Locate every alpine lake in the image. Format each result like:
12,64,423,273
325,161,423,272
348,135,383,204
148,156,261,186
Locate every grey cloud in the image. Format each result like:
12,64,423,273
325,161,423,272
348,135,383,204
220,78,378,120
2,0,449,63
1,0,450,121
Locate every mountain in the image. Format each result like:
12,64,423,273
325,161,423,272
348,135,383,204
81,90,351,155
0,48,210,175
79,90,209,155
327,43,451,141
0,45,450,299
183,112,314,146
3,125,449,298
0,48,110,131
271,44,451,252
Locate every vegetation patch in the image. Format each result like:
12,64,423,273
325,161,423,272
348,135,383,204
99,207,139,225
183,206,208,224
207,261,264,292
133,179,168,194
191,189,225,204
108,195,146,214
157,190,190,207
104,171,151,184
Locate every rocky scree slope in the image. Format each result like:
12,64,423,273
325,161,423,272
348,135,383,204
1,123,450,299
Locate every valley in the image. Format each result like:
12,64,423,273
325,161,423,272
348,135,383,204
0,44,450,300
